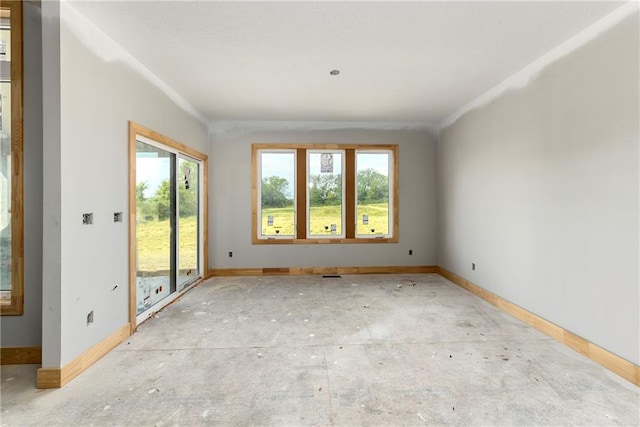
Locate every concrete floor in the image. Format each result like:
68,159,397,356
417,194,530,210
1,274,638,426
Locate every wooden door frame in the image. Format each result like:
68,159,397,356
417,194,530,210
128,121,208,334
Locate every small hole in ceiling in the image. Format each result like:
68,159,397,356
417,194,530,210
329,70,340,76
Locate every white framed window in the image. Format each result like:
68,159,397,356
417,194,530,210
257,150,296,239
307,150,345,238
356,150,393,238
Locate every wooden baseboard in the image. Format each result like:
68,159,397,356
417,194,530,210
209,265,438,277
437,267,640,387
0,347,42,365
36,323,130,389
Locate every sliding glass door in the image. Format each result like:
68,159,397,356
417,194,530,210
135,141,175,315
177,156,200,289
134,136,203,322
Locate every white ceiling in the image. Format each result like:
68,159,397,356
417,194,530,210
68,1,625,124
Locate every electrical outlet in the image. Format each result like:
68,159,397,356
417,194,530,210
409,249,413,255
228,251,233,258
87,310,94,325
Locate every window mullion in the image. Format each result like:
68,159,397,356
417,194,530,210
345,149,356,239
296,148,307,239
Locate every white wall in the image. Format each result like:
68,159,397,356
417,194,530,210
0,0,43,349
41,0,62,366
40,1,208,367
438,14,639,364
209,123,438,269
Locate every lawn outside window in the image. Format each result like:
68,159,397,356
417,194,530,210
252,144,398,244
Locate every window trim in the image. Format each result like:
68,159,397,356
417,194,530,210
1,1,24,316
252,143,398,245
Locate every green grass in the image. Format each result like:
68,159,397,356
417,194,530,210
355,202,390,236
260,206,295,236
137,203,389,271
306,204,344,235
261,202,389,237
137,216,197,272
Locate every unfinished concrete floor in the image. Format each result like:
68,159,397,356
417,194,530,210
2,274,639,426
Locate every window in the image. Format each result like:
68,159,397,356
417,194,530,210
252,144,398,244
307,150,344,238
1,1,23,315
257,150,296,239
356,150,393,238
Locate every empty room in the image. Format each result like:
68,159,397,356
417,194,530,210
0,0,638,425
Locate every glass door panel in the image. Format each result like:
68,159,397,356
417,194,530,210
0,17,13,301
136,141,175,315
178,156,199,289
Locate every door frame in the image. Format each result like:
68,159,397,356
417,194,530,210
128,121,208,334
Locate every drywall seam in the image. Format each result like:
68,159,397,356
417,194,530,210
440,1,639,130
59,0,208,125
209,120,439,138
